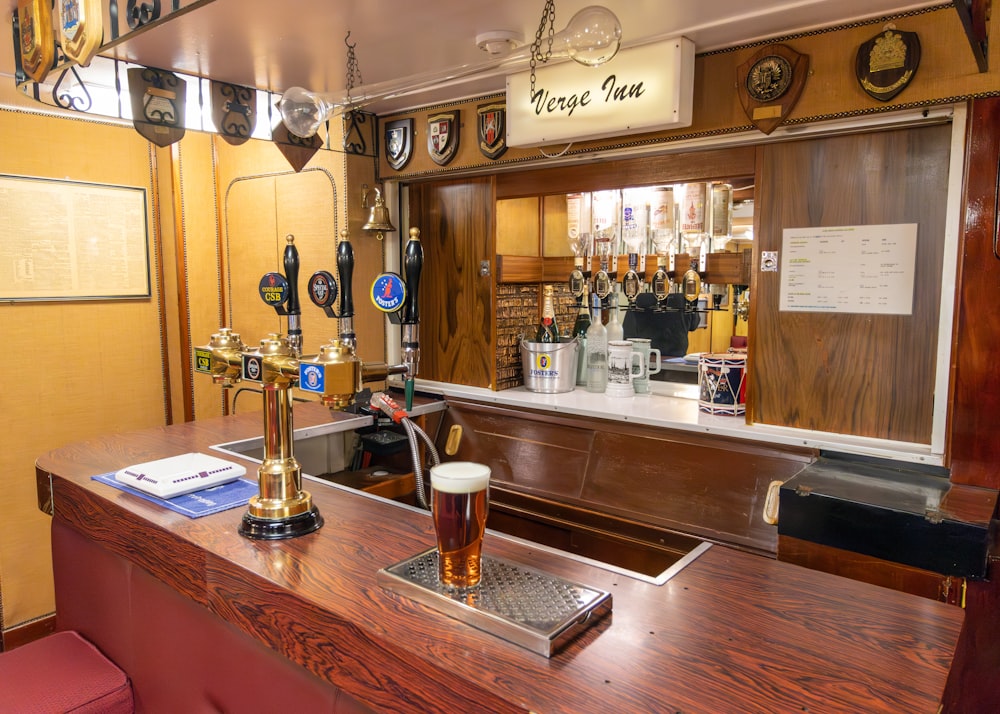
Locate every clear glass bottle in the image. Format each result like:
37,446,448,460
680,182,711,262
573,284,591,386
606,290,624,342
535,284,559,343
585,293,608,393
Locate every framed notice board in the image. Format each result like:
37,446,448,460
0,174,151,300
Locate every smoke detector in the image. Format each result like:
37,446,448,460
476,30,523,56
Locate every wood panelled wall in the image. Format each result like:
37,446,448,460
751,124,951,442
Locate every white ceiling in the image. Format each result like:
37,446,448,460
3,0,943,113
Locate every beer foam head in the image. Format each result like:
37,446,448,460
430,461,491,494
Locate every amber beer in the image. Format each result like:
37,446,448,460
430,462,490,588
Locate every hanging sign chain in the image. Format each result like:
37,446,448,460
345,31,363,104
529,0,556,96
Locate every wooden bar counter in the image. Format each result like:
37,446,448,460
36,402,963,713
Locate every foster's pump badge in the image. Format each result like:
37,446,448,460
370,272,406,313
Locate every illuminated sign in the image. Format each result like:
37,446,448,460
506,38,695,148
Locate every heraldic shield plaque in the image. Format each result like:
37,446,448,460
477,101,507,160
427,110,460,166
736,43,809,135
856,29,921,102
128,66,187,147
385,118,413,171
211,80,257,146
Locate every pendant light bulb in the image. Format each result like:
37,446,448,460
559,5,622,67
279,86,343,139
277,4,622,138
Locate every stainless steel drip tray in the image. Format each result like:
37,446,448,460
377,548,612,657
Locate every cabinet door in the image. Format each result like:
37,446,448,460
410,177,495,388
752,124,951,443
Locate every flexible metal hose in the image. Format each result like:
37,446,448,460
401,416,439,510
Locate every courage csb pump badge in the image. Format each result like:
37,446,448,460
856,28,920,102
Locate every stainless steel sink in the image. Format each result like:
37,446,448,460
210,415,371,477
211,415,710,586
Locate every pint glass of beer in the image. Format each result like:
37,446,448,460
430,462,490,588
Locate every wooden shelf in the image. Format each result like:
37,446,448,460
497,251,751,285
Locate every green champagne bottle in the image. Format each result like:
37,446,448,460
572,284,591,338
535,284,560,343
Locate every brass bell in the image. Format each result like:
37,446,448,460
361,186,396,240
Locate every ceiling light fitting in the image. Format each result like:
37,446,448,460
279,4,622,138
476,30,524,56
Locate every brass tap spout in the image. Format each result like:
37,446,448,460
196,327,247,386
362,361,410,384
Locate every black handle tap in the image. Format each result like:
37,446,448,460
283,235,302,354
402,227,422,325
401,228,422,404
336,229,356,349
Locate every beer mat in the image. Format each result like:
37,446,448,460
91,472,257,518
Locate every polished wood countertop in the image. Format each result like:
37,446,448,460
36,402,964,713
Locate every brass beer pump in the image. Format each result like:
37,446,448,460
198,236,323,539
196,230,418,540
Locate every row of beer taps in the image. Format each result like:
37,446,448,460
195,226,423,539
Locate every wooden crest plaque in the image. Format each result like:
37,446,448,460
128,66,187,147
427,110,460,166
57,0,104,67
17,0,55,84
855,29,921,102
477,101,507,160
737,43,809,135
211,81,257,146
384,118,413,171
272,124,321,172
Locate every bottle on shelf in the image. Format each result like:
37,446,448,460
573,284,592,386
606,290,624,342
585,292,608,393
680,182,711,265
535,284,560,343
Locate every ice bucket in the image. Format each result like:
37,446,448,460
520,338,579,393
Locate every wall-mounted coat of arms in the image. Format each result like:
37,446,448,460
384,118,413,171
427,110,460,166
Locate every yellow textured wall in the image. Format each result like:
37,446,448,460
0,110,164,630
0,107,381,634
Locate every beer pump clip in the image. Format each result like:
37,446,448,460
368,228,423,410
306,229,354,349
259,235,303,355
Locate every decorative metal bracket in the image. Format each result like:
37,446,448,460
344,110,373,156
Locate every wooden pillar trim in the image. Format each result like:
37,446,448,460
949,96,1000,487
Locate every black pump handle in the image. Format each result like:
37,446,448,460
337,230,354,319
402,227,422,325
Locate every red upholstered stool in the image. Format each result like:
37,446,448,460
0,630,134,713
